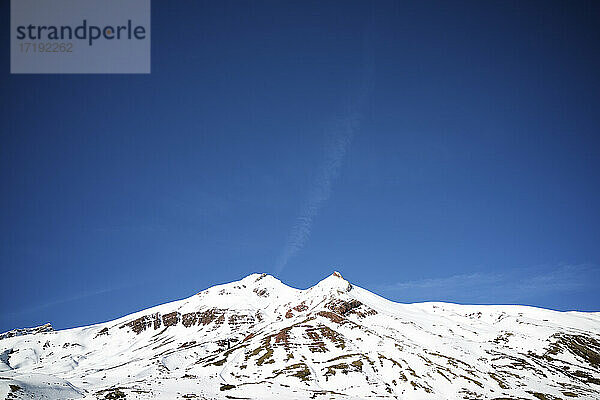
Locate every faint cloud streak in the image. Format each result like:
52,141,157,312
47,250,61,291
274,22,375,275
274,113,361,275
3,281,145,318
379,263,599,307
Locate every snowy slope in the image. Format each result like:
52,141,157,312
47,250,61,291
1,272,599,400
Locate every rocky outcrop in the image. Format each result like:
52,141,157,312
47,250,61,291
0,323,53,340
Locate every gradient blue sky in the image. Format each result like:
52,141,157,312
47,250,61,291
1,1,599,333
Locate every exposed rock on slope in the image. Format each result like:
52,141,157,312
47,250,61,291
1,272,599,399
0,324,53,341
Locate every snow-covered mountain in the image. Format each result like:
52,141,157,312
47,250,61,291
1,272,599,400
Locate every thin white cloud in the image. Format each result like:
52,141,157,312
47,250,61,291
4,280,145,317
379,263,599,304
274,30,374,275
274,113,361,275
515,264,592,292
385,272,501,290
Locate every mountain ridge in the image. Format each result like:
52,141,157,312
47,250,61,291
1,271,599,399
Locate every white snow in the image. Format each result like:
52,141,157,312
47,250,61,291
1,272,599,399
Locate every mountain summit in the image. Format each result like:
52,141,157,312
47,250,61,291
310,271,353,294
1,272,599,399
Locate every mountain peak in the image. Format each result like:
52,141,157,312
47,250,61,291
311,270,352,293
238,272,283,286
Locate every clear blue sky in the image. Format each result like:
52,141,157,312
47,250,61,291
1,1,599,332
